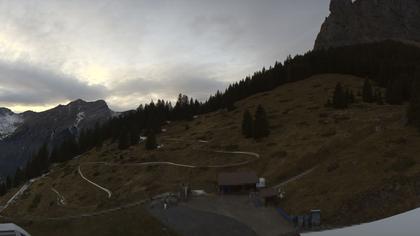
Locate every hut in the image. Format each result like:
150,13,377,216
259,187,278,206
310,209,321,226
218,171,258,194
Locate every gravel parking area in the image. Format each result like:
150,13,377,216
147,202,257,236
184,195,297,236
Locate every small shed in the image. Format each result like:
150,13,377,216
218,171,258,194
310,209,321,226
259,187,278,206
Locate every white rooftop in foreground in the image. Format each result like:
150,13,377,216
0,223,31,236
302,208,420,236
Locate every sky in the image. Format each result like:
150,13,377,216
0,0,330,112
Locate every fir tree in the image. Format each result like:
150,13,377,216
386,79,404,105
145,130,157,150
118,131,129,150
13,168,24,187
362,79,374,103
332,83,348,109
253,105,270,139
241,110,254,138
347,89,355,104
0,182,6,196
130,128,140,145
37,143,49,174
375,89,384,105
407,79,420,130
5,176,11,190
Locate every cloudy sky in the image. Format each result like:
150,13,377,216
0,0,330,112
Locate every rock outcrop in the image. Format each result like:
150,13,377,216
0,99,113,176
314,0,420,50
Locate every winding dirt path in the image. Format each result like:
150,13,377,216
78,166,112,199
51,187,66,206
77,138,260,199
1,138,260,221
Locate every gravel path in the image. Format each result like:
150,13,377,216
148,204,257,236
185,195,297,236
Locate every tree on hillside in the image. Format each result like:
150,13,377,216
0,182,6,196
386,79,405,105
145,130,157,150
346,88,355,104
5,176,11,190
332,83,348,109
375,89,384,105
49,147,60,164
118,131,129,150
241,110,254,138
407,79,420,130
13,168,24,187
130,127,140,146
253,105,270,139
362,79,374,103
37,143,49,174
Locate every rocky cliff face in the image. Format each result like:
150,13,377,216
0,99,113,176
314,0,420,50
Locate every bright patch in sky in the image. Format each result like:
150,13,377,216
0,0,329,112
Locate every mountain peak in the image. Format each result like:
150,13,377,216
0,107,14,115
315,0,420,50
330,0,352,14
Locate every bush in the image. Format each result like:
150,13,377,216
29,194,42,210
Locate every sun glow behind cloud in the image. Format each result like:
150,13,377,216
0,0,330,113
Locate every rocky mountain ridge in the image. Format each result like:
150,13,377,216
0,99,114,176
314,0,420,50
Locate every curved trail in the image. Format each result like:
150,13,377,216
77,138,260,198
2,138,260,221
51,188,66,206
78,166,112,199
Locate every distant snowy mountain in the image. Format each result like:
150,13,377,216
0,108,23,140
0,99,113,176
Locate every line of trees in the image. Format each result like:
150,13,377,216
327,79,386,109
242,105,270,139
326,83,355,109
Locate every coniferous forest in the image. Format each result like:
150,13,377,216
2,40,420,195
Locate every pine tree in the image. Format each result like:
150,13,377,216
37,143,49,174
0,182,6,196
145,130,157,150
118,131,129,150
407,79,420,130
375,89,384,105
13,168,24,187
362,79,374,103
49,147,59,164
386,79,404,105
253,105,270,139
130,128,140,145
241,110,254,138
5,176,11,190
332,83,348,109
348,89,355,104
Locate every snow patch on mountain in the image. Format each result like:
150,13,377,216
0,113,23,140
74,112,85,128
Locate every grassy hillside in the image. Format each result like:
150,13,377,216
1,74,419,234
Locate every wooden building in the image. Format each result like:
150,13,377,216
218,171,258,194
259,187,278,206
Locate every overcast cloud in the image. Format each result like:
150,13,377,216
0,0,329,112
